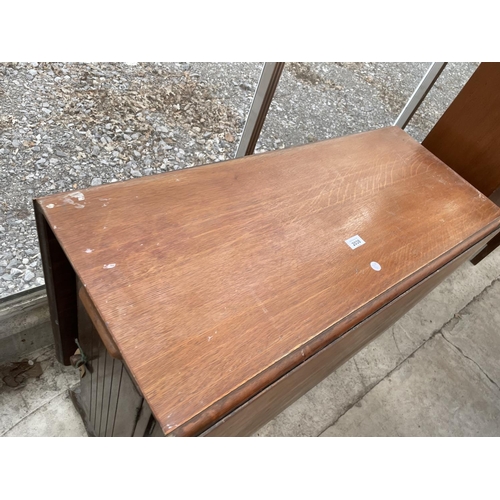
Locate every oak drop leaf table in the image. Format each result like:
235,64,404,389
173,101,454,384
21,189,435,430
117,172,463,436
34,127,500,436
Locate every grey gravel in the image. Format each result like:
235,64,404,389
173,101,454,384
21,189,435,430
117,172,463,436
0,62,479,298
7,259,18,269
24,270,35,282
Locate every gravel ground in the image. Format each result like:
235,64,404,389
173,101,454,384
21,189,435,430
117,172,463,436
0,62,478,298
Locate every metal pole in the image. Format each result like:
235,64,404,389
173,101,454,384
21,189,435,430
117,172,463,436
235,62,285,157
394,62,447,129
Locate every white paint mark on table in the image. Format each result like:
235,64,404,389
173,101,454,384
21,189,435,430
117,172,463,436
63,199,85,209
71,191,85,201
46,204,55,209
63,192,85,209
103,263,116,269
85,249,94,253
370,261,382,271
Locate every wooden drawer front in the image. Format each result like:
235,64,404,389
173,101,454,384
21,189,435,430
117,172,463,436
77,294,144,437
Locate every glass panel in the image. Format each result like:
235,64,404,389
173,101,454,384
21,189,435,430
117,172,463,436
256,62,430,152
257,62,480,153
0,62,262,298
404,62,479,142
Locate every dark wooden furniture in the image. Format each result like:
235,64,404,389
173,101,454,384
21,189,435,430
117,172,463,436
34,126,500,436
423,62,500,264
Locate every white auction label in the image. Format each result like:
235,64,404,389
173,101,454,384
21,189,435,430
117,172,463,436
345,235,365,250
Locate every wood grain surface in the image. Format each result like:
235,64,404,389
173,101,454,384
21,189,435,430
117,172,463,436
34,126,500,436
423,63,500,197
202,233,494,436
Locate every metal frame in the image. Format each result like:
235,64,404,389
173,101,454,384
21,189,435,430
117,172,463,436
394,62,447,129
235,62,285,157
237,62,449,156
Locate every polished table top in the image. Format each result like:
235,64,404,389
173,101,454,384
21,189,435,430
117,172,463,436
35,126,500,436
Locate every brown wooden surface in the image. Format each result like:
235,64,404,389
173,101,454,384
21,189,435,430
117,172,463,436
470,232,500,265
202,232,495,436
34,126,500,436
422,63,500,198
34,203,77,365
470,187,500,265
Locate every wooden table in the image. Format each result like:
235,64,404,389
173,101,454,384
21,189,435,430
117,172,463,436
34,126,500,436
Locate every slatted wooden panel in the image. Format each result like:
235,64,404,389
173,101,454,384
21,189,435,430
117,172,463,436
77,290,93,421
98,345,116,435
77,289,143,437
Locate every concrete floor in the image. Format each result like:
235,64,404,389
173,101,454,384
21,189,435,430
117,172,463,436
0,345,85,437
1,247,500,437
